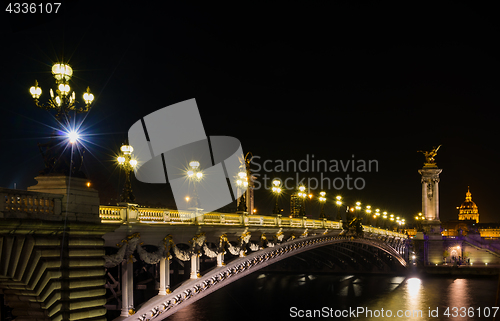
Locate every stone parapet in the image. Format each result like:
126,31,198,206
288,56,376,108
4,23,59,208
28,175,100,223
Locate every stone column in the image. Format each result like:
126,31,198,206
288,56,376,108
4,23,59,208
158,257,171,295
190,254,200,279
418,167,442,221
121,258,134,316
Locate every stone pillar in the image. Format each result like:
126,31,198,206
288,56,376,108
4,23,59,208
158,257,171,295
121,258,134,316
190,254,199,279
418,167,442,222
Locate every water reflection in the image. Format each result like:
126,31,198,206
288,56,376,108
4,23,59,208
407,277,422,297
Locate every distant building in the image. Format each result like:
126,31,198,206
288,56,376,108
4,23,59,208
440,187,499,239
457,187,479,223
290,193,302,217
476,223,500,239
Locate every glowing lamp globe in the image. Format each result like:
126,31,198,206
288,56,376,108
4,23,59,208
121,145,133,154
68,131,79,144
29,81,42,99
83,87,94,105
52,63,73,81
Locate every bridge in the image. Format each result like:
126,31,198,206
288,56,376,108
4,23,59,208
0,181,408,321
99,203,408,320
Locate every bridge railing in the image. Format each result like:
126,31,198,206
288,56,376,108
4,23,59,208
97,204,407,237
0,187,62,218
363,225,403,237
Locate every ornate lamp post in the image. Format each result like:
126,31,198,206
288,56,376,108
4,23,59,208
335,196,343,221
29,63,94,120
29,62,95,177
319,191,326,219
187,161,203,208
272,179,282,215
297,185,307,217
365,205,372,225
382,211,388,228
355,201,362,218
374,208,381,227
415,212,424,231
117,144,138,203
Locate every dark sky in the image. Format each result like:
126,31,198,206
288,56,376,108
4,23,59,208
1,2,499,223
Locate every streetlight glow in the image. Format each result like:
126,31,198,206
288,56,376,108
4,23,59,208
68,130,79,144
117,144,137,202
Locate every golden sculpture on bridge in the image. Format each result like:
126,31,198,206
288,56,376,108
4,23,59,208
418,145,441,167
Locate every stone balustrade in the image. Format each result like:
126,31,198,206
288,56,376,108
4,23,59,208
98,204,407,238
0,187,62,219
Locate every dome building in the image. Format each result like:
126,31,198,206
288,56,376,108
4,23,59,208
457,187,479,223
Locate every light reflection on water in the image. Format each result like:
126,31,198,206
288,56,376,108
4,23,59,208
165,273,497,321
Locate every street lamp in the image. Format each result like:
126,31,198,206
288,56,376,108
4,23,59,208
298,185,307,217
117,144,138,203
382,211,388,228
415,212,424,231
319,191,326,219
355,201,362,218
29,63,94,120
374,208,381,227
187,161,203,208
365,205,372,225
30,62,95,177
335,196,343,221
272,179,282,215
236,171,248,212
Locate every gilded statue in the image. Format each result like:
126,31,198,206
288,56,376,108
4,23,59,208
418,145,441,166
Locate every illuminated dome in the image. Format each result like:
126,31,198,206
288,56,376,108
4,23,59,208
457,187,479,223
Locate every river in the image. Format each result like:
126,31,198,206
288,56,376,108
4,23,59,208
165,272,498,321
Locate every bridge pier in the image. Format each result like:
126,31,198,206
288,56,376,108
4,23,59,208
120,259,134,316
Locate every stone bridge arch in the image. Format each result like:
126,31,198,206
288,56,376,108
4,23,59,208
125,233,406,321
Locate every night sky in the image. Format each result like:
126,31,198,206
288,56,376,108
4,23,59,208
1,2,499,223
